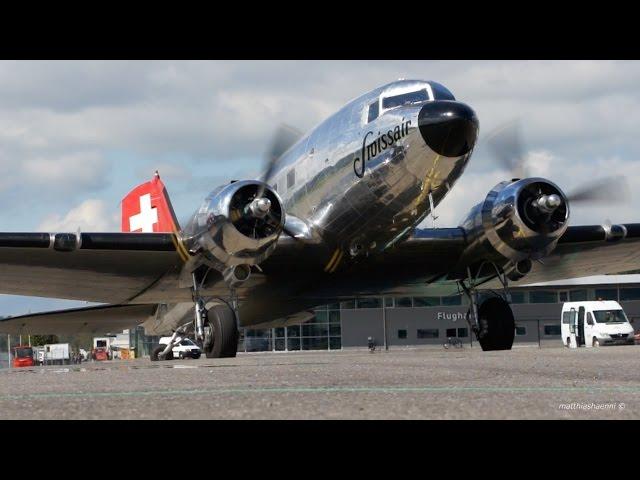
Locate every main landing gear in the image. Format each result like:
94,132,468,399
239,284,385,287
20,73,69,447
192,271,239,359
198,302,239,358
459,264,515,351
151,270,240,361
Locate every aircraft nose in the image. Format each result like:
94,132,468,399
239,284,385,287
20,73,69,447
418,101,479,157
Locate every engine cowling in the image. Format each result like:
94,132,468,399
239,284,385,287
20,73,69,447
456,177,569,277
182,180,285,271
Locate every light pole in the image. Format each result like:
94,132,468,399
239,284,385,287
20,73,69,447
383,296,388,351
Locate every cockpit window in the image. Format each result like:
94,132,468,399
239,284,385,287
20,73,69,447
429,81,456,101
382,89,429,109
367,101,379,123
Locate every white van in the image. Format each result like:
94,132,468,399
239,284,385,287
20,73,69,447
561,301,635,348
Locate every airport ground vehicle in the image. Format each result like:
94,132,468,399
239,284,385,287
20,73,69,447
93,336,115,351
562,301,635,347
151,336,201,361
91,347,110,361
33,343,71,365
11,345,35,368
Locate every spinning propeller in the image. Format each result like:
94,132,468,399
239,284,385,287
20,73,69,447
255,124,304,241
485,119,630,218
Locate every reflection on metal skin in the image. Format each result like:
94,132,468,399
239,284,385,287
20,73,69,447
268,80,475,258
603,223,627,242
456,177,570,276
182,180,285,272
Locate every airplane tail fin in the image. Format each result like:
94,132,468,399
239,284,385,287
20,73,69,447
121,171,180,233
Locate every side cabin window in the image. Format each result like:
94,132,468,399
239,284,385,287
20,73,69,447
382,89,429,109
287,169,295,189
367,100,379,123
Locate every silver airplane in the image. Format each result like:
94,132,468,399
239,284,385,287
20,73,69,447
2,79,639,358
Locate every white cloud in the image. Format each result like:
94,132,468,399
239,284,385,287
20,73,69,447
2,60,640,316
0,60,639,230
22,151,108,189
38,199,119,232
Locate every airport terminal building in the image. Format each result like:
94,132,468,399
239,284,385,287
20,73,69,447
4,275,640,364
230,274,640,352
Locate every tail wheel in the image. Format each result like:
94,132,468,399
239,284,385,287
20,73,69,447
566,337,571,347
204,304,239,358
477,296,515,351
593,337,600,347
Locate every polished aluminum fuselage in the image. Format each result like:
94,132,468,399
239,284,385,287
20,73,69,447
167,80,478,328
268,80,473,258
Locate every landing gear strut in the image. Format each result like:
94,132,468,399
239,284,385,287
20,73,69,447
459,264,515,351
191,271,239,359
151,321,191,361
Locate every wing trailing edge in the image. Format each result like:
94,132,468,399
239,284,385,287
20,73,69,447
0,304,158,335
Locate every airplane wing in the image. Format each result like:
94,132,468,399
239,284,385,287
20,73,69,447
507,224,640,285
479,223,640,288
0,304,157,335
0,232,183,303
2,222,640,334
315,223,640,298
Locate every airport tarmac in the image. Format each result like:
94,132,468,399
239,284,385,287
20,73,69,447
1,345,639,420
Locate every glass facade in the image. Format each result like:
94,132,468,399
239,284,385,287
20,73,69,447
413,297,441,307
240,306,341,352
529,290,558,303
569,289,588,301
620,288,640,301
595,288,618,300
233,284,640,353
442,294,463,306
395,297,413,308
132,326,161,358
511,291,527,303
417,329,439,339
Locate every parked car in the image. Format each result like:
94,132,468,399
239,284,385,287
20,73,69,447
152,336,201,361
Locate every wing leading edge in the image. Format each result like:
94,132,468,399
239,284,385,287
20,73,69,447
0,232,182,303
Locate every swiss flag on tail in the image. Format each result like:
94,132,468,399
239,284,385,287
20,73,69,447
121,171,180,233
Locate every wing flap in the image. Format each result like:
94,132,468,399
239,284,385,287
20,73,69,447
0,304,158,335
0,232,182,303
497,223,640,286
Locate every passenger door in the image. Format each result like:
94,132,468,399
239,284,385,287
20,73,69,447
585,311,595,347
577,306,586,346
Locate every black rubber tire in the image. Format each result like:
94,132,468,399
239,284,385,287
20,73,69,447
151,345,173,361
151,345,163,361
477,296,515,351
204,304,239,358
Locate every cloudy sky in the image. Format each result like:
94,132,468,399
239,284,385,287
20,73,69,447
1,60,640,315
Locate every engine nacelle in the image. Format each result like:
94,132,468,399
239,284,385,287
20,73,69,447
182,180,285,271
456,178,569,277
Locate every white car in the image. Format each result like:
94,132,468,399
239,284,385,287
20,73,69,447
153,336,201,360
